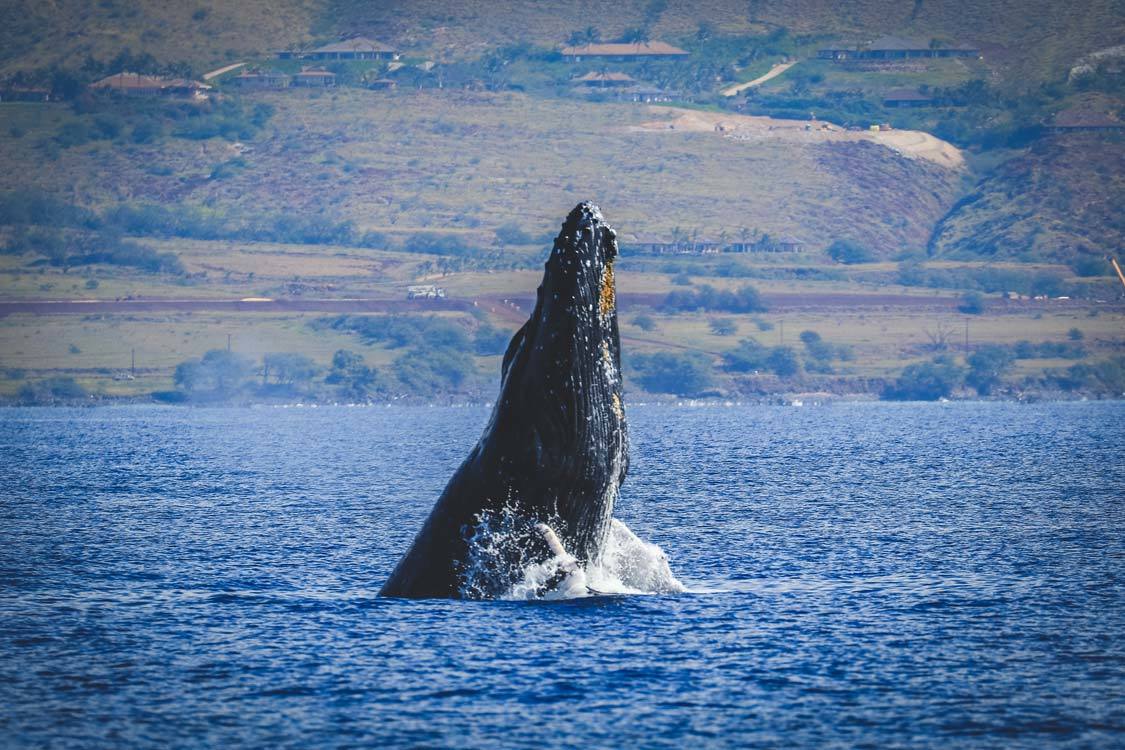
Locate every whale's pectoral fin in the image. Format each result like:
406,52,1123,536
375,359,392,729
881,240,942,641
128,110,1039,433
533,522,593,598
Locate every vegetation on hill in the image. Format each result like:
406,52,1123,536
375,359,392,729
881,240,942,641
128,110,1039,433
929,133,1125,262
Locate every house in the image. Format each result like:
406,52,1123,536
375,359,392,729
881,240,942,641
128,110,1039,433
561,41,689,61
89,73,211,97
621,234,724,255
883,88,934,107
0,86,52,102
819,36,979,61
772,235,805,252
280,36,396,60
625,86,674,103
292,67,336,87
1049,106,1125,132
232,69,291,89
573,71,636,87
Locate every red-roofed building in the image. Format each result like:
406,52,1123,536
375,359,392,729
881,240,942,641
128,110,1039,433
561,41,689,61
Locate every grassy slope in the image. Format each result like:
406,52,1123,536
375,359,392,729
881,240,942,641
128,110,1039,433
930,133,1125,261
0,89,963,255
0,0,321,76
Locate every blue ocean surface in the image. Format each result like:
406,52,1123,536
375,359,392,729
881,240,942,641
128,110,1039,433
1,402,1123,748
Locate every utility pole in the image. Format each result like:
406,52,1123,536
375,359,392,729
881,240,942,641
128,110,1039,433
131,348,135,376
964,320,969,353
779,320,784,346
227,334,232,352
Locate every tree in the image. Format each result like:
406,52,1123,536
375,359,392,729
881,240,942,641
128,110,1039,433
262,353,318,386
766,346,800,377
619,27,651,44
1068,327,1084,341
966,345,1013,396
174,349,254,395
495,222,533,245
882,356,965,401
632,314,657,332
326,349,377,401
723,338,769,372
630,352,715,396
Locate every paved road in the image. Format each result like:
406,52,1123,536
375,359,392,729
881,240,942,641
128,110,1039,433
0,292,1096,318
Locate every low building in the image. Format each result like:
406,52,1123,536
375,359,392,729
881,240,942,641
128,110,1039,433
625,86,674,103
819,36,979,61
292,67,336,87
573,71,636,87
621,234,724,255
280,36,396,60
772,235,805,253
561,41,689,61
232,70,291,89
407,285,446,300
0,86,52,102
883,88,934,107
368,78,397,90
89,73,211,97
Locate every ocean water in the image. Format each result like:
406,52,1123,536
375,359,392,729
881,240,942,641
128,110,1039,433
1,402,1123,748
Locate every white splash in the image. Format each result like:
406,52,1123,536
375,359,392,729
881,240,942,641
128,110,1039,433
503,518,686,601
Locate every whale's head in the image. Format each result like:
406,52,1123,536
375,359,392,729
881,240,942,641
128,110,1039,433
481,201,628,565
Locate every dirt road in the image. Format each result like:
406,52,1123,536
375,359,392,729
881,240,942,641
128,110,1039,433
634,107,965,170
721,61,798,97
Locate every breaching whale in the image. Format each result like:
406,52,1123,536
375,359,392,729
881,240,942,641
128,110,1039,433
379,202,628,599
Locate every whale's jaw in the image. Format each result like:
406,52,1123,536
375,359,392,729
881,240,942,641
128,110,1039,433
379,202,628,599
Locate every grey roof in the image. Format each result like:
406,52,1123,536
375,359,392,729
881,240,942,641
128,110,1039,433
311,36,394,54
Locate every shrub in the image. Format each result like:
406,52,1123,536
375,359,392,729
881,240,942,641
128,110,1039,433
17,377,88,403
709,318,737,336
393,346,476,396
661,284,766,313
474,324,511,355
407,232,478,256
1068,328,1084,341
1071,255,1109,278
495,222,533,245
827,239,873,264
957,292,985,315
632,314,657,332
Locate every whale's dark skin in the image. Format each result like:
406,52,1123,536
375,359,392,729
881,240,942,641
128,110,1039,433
379,202,628,599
